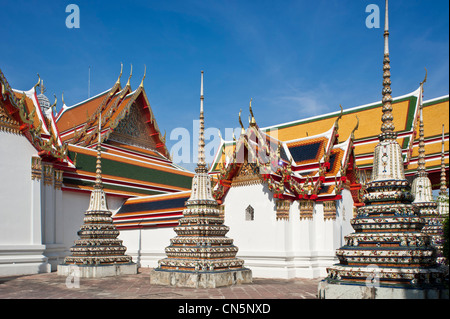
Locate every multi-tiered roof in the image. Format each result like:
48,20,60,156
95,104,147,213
210,102,361,220
0,69,69,164
55,65,194,198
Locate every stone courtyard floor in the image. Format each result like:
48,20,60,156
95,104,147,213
0,267,322,299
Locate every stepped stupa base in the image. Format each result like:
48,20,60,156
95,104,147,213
318,280,449,299
150,268,252,288
57,262,137,278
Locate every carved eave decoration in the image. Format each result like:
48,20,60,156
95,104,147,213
211,101,359,206
1,69,69,163
276,199,291,221
18,93,69,161
0,104,21,134
231,160,264,187
1,69,23,130
108,88,169,157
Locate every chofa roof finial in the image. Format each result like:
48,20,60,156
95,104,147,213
238,109,245,135
33,73,41,90
125,64,133,87
115,63,123,85
249,98,256,126
139,65,146,88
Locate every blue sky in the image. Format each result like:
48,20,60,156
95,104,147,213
1,0,448,169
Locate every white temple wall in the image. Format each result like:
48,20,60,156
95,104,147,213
117,227,176,269
221,182,354,279
0,132,50,276
0,127,356,278
41,176,64,271
338,188,357,247
224,183,283,254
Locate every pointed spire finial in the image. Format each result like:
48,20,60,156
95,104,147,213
33,73,41,90
50,94,57,113
62,91,66,106
116,63,123,85
95,112,103,188
40,79,46,95
249,98,256,126
335,104,344,128
196,71,206,172
126,64,133,87
139,65,146,88
238,109,245,135
380,0,395,140
200,70,204,113
351,115,360,140
416,70,427,177
421,67,428,87
384,0,389,55
217,129,223,142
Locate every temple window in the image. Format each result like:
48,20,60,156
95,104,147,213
245,205,254,221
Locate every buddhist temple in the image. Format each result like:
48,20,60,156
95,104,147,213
150,71,252,288
318,0,448,299
1,69,71,276
0,2,448,282
207,100,359,278
206,78,448,279
1,64,448,280
0,65,193,276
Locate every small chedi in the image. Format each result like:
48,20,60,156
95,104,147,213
57,115,137,277
437,125,449,217
411,80,445,264
150,71,252,288
318,0,447,299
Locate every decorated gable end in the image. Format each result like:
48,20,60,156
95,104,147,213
209,103,362,221
55,66,194,198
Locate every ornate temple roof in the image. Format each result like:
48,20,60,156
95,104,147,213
63,143,193,197
1,68,69,164
56,65,169,159
1,66,194,199
209,104,361,204
210,88,449,192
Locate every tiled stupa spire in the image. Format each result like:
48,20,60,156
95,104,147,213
379,0,396,141
151,71,251,288
321,0,446,293
61,114,134,266
370,2,405,183
189,71,215,202
437,125,449,216
411,77,444,263
411,75,433,201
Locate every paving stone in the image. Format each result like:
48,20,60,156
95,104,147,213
0,268,322,299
